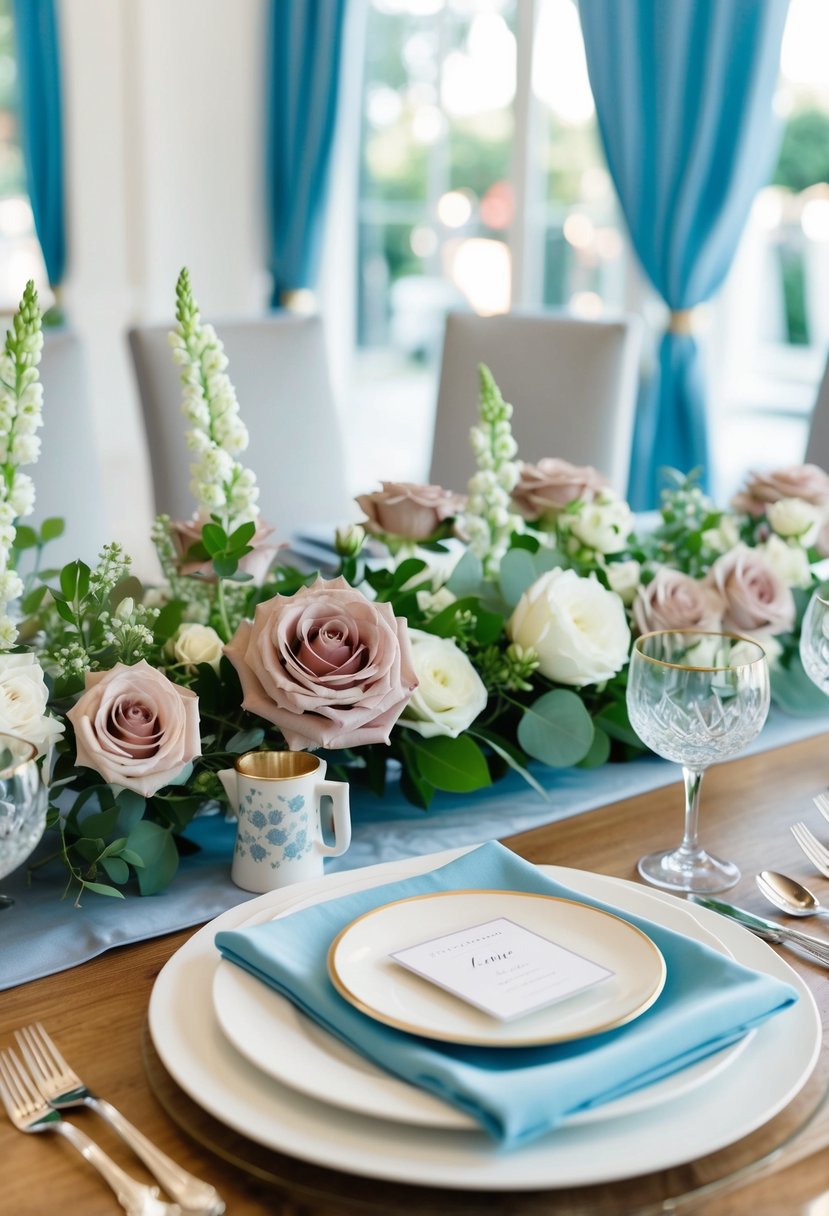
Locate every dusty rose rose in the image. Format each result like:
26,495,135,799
355,482,464,541
633,567,724,635
224,576,418,750
170,515,281,586
705,545,795,637
731,465,829,517
511,458,610,521
66,660,201,796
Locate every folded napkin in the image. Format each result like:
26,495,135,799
215,841,797,1148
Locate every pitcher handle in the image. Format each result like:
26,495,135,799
316,780,351,857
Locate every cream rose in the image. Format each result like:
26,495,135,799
224,576,418,750
356,482,464,541
633,567,724,635
511,458,609,522
569,494,634,555
606,560,641,606
400,630,487,739
760,534,813,590
169,623,224,670
706,545,796,637
0,653,64,757
508,568,630,686
66,660,201,796
766,497,820,543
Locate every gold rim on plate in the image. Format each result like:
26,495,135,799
327,889,666,1047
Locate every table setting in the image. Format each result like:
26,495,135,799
4,275,829,1213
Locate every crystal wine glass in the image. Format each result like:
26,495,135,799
0,733,46,910
800,590,829,695
626,631,770,893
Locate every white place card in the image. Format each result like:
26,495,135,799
390,916,615,1023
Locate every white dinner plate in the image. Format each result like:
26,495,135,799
212,872,747,1131
327,889,665,1046
149,849,821,1190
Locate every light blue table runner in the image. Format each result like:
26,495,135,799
2,707,827,992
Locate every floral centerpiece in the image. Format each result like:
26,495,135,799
6,273,827,902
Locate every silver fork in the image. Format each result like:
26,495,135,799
813,792,829,826
791,821,829,879
15,1023,224,1216
0,1048,180,1216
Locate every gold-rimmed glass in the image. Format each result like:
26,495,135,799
0,732,46,910
626,631,770,893
800,590,829,696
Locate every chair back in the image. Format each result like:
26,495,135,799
428,311,641,494
128,314,350,539
805,352,829,470
34,328,110,567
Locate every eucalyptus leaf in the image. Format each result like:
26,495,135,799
101,857,130,884
771,658,829,719
226,727,265,753
79,807,119,840
577,726,611,769
445,550,483,597
82,881,125,899
517,690,594,767
404,733,491,792
498,548,539,608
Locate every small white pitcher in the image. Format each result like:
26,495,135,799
218,751,351,892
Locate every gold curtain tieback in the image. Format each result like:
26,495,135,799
280,288,317,315
666,308,696,336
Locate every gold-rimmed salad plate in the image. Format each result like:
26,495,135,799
327,889,666,1047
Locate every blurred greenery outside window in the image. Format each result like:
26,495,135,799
357,0,829,389
0,0,48,313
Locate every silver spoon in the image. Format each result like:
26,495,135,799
756,870,829,921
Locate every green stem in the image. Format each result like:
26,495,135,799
215,577,232,641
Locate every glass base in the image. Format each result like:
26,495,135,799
638,848,740,894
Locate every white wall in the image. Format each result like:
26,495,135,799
58,0,269,577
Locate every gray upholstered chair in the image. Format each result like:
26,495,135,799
34,328,110,567
804,352,829,470
428,311,642,494
127,313,350,541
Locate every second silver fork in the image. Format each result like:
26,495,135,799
791,821,829,879
16,1023,224,1216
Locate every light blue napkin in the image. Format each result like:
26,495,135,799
215,841,797,1148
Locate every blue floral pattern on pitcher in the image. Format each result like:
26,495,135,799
234,790,311,869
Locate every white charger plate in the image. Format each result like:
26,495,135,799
212,873,747,1131
149,850,821,1190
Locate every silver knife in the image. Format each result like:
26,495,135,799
690,896,829,964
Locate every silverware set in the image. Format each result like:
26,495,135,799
0,1023,224,1216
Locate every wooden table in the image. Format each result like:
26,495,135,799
3,733,829,1216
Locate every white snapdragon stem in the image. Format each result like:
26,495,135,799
0,281,43,648
168,268,260,532
461,364,523,577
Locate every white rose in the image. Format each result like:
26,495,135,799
760,534,813,590
400,629,487,738
0,652,63,756
569,494,633,555
508,568,631,686
606,560,641,606
766,497,820,544
702,515,740,554
170,622,224,670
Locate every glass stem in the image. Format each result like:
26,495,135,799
679,767,705,859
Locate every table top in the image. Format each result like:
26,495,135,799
2,732,829,1215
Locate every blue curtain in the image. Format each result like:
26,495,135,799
266,0,350,307
579,0,788,508
12,0,65,289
